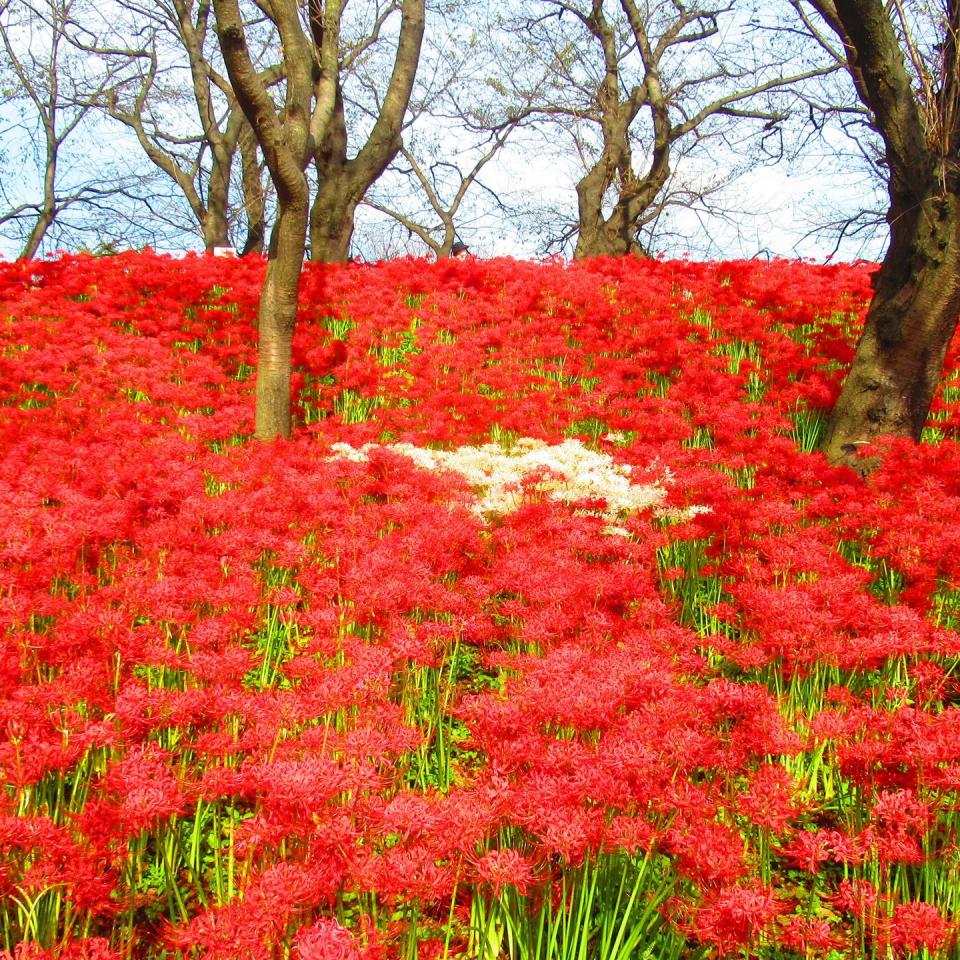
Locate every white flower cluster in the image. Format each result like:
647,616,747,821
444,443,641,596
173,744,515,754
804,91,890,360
328,437,706,533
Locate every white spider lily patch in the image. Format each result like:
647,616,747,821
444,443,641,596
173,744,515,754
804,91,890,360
328,437,708,533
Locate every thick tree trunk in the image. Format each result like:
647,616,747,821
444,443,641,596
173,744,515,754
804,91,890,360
308,87,352,262
574,221,646,257
213,0,320,439
574,203,646,257
255,199,308,438
805,0,960,468
822,192,960,466
307,85,389,262
310,181,359,262
574,172,648,258
571,35,638,260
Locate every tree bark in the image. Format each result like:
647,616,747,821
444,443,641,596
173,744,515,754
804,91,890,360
822,193,960,463
10,1,62,260
806,0,960,468
202,160,231,249
574,180,649,258
20,127,56,259
19,209,54,260
309,87,355,262
179,0,233,250
213,0,322,439
256,199,308,437
238,118,266,255
310,183,359,262
572,154,662,258
569,0,669,258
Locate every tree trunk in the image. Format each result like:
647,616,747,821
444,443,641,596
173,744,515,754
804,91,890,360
574,170,647,258
822,191,960,466
307,87,380,262
213,0,320,439
437,223,456,257
19,210,54,260
804,0,960,468
255,196,308,438
308,86,351,261
574,206,646,257
239,119,266,255
574,222,645,257
18,213,53,260
310,180,359,262
20,132,57,260
202,163,231,249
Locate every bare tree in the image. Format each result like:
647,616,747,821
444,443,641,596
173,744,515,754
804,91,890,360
526,120,777,258
499,0,839,259
360,0,552,258
212,0,338,438
86,0,277,252
308,0,425,262
364,131,514,256
0,0,136,257
791,0,960,466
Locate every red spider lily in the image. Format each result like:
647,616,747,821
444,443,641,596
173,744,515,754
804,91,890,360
679,881,785,956
738,763,802,832
6,250,960,958
883,900,954,956
469,847,537,897
292,918,362,960
781,828,863,872
779,914,841,955
0,939,121,960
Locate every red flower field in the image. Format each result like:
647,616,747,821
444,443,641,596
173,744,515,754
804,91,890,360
3,251,960,958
